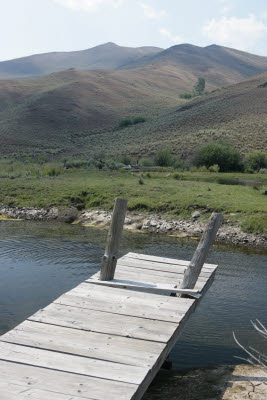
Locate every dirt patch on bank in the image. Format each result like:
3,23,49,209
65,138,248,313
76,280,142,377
144,365,267,400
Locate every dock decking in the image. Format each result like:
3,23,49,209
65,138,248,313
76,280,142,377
0,251,217,400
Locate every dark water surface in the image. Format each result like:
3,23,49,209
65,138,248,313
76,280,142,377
0,220,266,369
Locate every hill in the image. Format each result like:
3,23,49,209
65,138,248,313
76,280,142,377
78,69,267,159
1,42,267,84
121,43,267,86
0,66,201,155
1,43,267,158
0,42,162,79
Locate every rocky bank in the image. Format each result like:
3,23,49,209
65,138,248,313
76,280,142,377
144,365,267,400
0,206,266,250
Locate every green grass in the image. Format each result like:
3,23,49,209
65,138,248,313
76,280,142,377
0,167,266,235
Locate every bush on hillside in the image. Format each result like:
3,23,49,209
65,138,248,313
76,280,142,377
118,118,133,128
118,116,146,129
132,116,146,124
139,157,154,167
244,151,267,172
119,155,132,165
179,93,194,99
154,147,174,167
194,141,242,172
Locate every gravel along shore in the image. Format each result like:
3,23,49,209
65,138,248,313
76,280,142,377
0,206,266,250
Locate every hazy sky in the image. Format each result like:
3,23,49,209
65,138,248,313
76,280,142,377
1,0,267,61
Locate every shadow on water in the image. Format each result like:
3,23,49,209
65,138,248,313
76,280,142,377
0,220,266,370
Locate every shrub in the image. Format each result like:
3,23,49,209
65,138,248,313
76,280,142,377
105,159,123,170
42,167,61,177
173,156,185,170
118,118,132,128
179,93,194,99
173,173,182,180
245,151,267,172
138,174,144,185
194,141,242,172
118,116,146,129
132,116,146,124
154,147,174,167
209,164,220,173
119,155,132,165
139,157,154,167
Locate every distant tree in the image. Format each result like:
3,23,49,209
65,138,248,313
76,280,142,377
154,147,174,167
194,77,206,96
245,150,267,172
194,141,242,172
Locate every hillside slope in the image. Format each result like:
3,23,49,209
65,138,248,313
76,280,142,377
0,66,200,154
0,42,162,79
81,69,267,159
121,44,267,86
0,50,267,157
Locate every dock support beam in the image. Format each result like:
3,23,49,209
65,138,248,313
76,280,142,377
100,198,128,281
180,212,223,291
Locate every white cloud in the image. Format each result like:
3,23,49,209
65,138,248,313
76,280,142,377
140,3,166,19
202,14,267,53
54,0,123,13
159,28,182,43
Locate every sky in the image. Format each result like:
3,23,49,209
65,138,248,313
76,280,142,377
1,0,267,61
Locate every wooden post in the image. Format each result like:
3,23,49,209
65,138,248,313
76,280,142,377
100,198,128,281
180,212,223,290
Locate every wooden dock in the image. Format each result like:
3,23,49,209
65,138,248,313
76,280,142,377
0,199,222,400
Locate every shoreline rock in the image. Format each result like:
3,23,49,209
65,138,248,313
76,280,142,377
0,206,266,250
144,365,267,400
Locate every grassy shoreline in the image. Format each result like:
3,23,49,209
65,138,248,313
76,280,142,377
0,168,266,235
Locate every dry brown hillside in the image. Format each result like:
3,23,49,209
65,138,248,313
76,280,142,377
0,45,267,157
0,43,162,79
78,69,267,159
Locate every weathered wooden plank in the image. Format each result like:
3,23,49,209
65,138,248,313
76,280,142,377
115,265,208,283
28,302,180,342
0,342,148,385
55,294,193,323
118,257,215,275
0,361,138,400
124,252,217,270
100,198,128,281
1,320,165,368
0,382,86,400
86,279,201,298
69,281,196,307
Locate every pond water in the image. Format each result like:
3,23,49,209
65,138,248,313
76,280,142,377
185,176,267,188
0,220,266,369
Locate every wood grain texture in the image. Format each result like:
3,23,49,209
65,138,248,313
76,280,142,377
100,198,128,281
1,320,164,368
180,212,223,290
0,250,218,400
0,361,138,400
